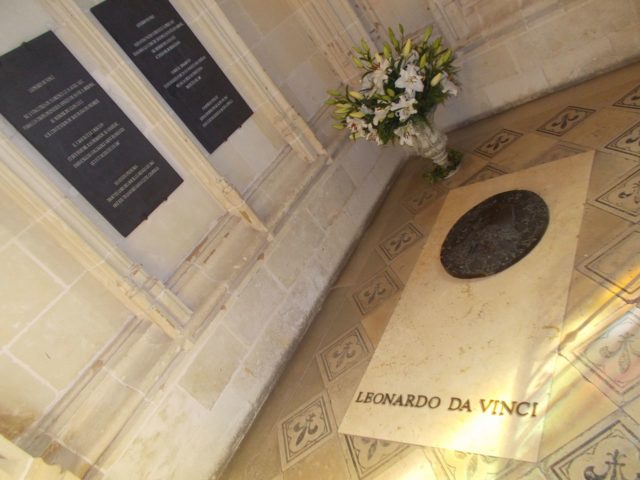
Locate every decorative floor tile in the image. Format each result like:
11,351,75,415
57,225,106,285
352,270,401,315
342,435,410,479
591,167,640,222
402,186,440,214
473,129,522,158
579,226,640,302
614,84,640,110
564,306,640,406
606,121,640,158
425,448,531,480
544,412,640,480
277,392,335,470
461,164,508,185
534,144,586,165
536,106,595,136
378,222,424,260
316,325,372,385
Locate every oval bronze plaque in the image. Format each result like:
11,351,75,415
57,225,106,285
441,190,549,278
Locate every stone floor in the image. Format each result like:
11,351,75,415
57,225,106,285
220,62,640,480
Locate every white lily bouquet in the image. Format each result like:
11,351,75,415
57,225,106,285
327,25,461,180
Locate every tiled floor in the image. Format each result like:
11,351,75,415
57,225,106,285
220,62,640,480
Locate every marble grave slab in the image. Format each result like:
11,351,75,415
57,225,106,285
339,152,594,462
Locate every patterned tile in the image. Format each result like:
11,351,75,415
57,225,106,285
473,129,522,158
342,435,410,479
425,448,532,480
544,412,640,479
536,106,595,136
378,222,424,260
579,226,640,303
402,186,441,214
277,392,335,469
316,325,372,385
606,121,640,158
614,84,640,110
462,164,508,185
591,167,640,222
564,307,640,406
352,270,401,315
534,144,586,165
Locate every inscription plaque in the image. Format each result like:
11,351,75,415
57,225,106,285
0,31,183,237
92,0,252,154
440,190,549,278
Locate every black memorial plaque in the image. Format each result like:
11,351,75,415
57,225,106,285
92,0,253,154
0,31,183,237
440,190,549,279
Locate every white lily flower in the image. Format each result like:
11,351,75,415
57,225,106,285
345,117,368,139
440,73,458,96
359,105,374,115
372,106,390,126
361,54,390,97
395,64,424,96
390,94,417,122
394,123,416,147
366,128,384,145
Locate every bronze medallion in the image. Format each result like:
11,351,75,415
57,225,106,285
441,190,549,278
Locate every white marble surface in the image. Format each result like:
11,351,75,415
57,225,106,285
339,152,595,462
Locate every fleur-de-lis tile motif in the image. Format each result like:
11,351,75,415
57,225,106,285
278,393,334,468
352,270,401,315
474,129,522,158
379,223,424,260
317,326,371,383
462,164,507,185
547,416,640,480
593,168,640,222
426,448,520,479
580,228,640,303
614,84,640,110
583,449,640,480
606,121,640,158
344,435,409,478
402,187,439,214
537,106,595,136
569,308,640,405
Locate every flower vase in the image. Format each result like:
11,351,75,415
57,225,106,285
411,111,450,168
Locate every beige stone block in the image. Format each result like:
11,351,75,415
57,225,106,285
483,69,549,111
284,53,339,120
542,37,616,87
315,212,358,277
179,324,247,409
460,45,519,88
11,274,131,389
122,177,225,281
307,166,356,229
0,244,63,346
0,354,55,439
209,140,260,194
216,1,262,49
289,256,331,313
232,117,280,176
19,224,85,286
254,15,317,83
40,441,92,479
266,210,326,287
587,149,639,199
339,141,380,187
104,387,216,480
0,187,33,248
237,0,295,35
108,322,178,393
58,370,144,464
